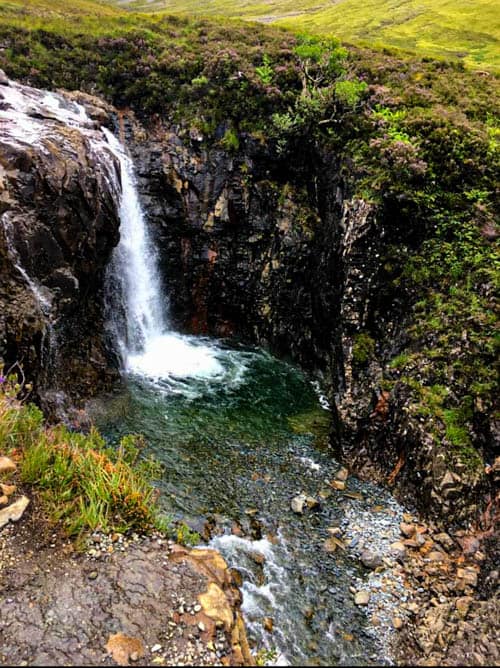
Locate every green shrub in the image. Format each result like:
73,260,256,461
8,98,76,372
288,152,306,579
352,332,375,366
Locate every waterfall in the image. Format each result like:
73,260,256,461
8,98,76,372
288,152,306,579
0,74,244,394
102,130,167,353
102,131,230,390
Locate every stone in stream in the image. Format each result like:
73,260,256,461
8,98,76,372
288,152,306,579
323,537,345,553
291,493,319,514
250,551,266,565
354,591,370,606
335,467,349,482
263,617,274,632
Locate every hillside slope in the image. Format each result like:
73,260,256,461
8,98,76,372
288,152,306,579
112,0,500,71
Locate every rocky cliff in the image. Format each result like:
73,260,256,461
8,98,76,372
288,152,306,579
0,75,496,528
0,76,120,415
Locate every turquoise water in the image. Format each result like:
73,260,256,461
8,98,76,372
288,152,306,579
92,340,394,666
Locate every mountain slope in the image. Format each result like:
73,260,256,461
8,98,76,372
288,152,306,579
111,0,500,71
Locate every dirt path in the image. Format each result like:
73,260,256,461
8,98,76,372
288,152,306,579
0,502,253,667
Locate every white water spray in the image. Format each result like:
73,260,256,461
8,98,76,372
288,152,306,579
102,130,250,391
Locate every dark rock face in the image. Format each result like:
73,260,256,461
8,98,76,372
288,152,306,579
128,121,342,381
0,79,120,414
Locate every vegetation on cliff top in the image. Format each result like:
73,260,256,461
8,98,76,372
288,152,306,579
107,0,500,72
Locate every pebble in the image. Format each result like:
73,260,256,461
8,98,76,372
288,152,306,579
354,590,371,606
151,644,162,653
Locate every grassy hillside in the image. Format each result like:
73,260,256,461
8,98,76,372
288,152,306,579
112,0,500,71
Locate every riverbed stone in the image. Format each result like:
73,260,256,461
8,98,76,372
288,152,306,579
335,467,349,482
354,590,370,606
263,617,273,632
389,541,407,562
291,494,307,514
400,522,415,538
360,549,383,570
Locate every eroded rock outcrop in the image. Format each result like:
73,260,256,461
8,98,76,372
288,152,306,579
0,75,120,413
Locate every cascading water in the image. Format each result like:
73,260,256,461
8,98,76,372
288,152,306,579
102,131,252,395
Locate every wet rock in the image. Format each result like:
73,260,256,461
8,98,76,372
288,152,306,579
263,617,273,632
330,480,346,491
291,494,307,514
249,551,265,565
335,467,349,482
354,590,370,606
323,536,345,553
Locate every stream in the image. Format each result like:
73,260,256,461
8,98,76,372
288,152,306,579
91,340,406,666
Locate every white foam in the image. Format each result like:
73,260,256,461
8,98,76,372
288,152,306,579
126,333,224,380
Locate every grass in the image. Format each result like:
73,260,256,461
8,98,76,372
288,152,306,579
107,0,500,71
0,369,166,540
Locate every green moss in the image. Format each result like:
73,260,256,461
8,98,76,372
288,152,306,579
220,127,240,152
389,352,411,369
352,332,375,366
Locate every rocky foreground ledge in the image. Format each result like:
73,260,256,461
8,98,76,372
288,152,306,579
0,499,253,667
